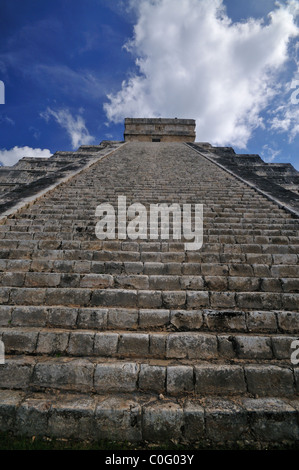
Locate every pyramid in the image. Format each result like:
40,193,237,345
0,119,298,448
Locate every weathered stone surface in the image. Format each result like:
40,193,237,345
167,366,194,395
107,308,138,329
195,365,246,395
246,311,277,332
10,288,46,305
118,333,149,356
67,332,95,356
139,309,170,328
205,399,248,442
232,335,273,359
0,306,12,326
115,275,149,289
272,336,298,359
16,394,51,437
45,288,91,307
47,307,78,328
2,329,38,354
162,291,186,308
139,364,166,393
170,310,204,330
242,398,299,441
94,333,119,356
138,290,162,308
149,333,166,357
149,275,180,290
142,400,184,441
94,363,139,393
183,400,205,441
186,291,209,308
2,272,25,287
245,365,295,396
48,394,96,439
210,292,235,308
277,312,299,333
77,308,108,329
167,333,217,359
96,396,142,441
80,274,113,288
204,310,246,331
37,331,69,354
205,276,228,291
11,306,48,327
33,359,94,392
91,289,138,308
180,276,204,290
0,140,298,445
0,357,35,389
217,335,236,359
0,390,25,432
25,272,60,287
124,117,196,142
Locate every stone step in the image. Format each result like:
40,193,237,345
4,201,294,211
2,232,299,247
12,208,287,217
5,198,291,208
1,286,298,310
1,251,298,272
2,225,298,240
1,306,299,333
7,214,297,224
4,233,292,245
1,245,298,263
0,140,298,446
3,228,297,242
8,214,292,224
5,218,296,231
10,200,287,207
0,259,299,277
1,389,299,445
0,239,289,255
0,272,298,292
0,356,298,398
1,327,298,362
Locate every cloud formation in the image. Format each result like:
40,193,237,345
41,107,95,149
270,73,299,140
104,0,299,148
0,146,52,166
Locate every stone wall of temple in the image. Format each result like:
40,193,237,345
124,117,196,142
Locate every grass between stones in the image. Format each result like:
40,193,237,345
0,432,191,450
1,433,299,450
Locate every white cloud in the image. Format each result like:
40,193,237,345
271,102,299,140
0,146,52,166
269,73,299,140
261,144,281,162
104,0,299,148
41,107,95,149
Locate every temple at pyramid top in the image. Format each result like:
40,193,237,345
124,117,196,142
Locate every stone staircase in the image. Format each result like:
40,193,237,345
0,141,122,215
0,141,298,448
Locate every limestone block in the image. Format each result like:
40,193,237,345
94,362,139,393
245,365,294,396
139,364,166,393
167,366,194,395
142,400,184,441
195,365,246,395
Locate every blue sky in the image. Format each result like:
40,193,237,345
0,0,298,169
